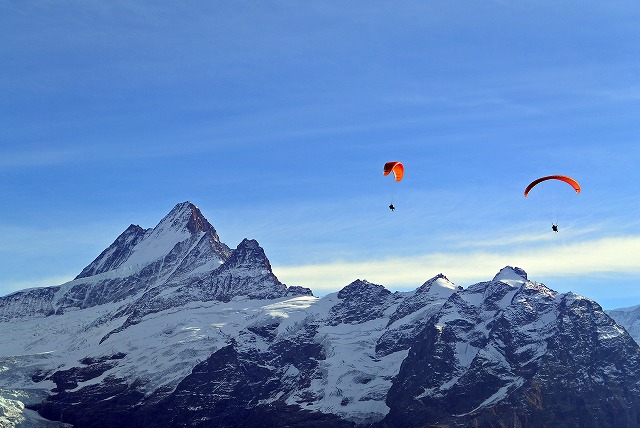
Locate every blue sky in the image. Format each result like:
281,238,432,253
1,1,639,308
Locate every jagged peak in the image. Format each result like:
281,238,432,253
159,201,215,235
385,274,458,327
493,266,528,283
170,200,197,213
123,224,146,235
75,202,228,281
416,273,457,294
222,238,273,272
238,238,260,249
337,279,391,300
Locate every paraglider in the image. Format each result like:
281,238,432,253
384,162,403,211
524,175,581,232
523,175,580,197
383,161,404,182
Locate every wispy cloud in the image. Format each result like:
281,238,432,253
273,235,640,294
449,224,605,249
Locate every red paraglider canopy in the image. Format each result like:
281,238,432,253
384,162,404,182
524,175,580,197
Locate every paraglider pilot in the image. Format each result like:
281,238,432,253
384,162,403,213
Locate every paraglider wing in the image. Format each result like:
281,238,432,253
384,162,404,182
524,175,581,197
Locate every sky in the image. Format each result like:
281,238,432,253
1,1,639,309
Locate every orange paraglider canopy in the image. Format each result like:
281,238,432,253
524,175,581,197
384,162,404,182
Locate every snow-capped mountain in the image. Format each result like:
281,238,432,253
1,202,639,427
0,202,230,321
382,267,640,427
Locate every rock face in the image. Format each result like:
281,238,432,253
1,204,639,428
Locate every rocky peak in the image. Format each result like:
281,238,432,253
453,267,530,310
493,266,528,282
386,274,459,327
75,202,225,281
416,273,458,296
337,279,391,301
162,201,213,235
328,280,393,325
222,239,273,272
164,237,312,303
158,201,216,235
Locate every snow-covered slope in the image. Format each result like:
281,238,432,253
1,203,639,428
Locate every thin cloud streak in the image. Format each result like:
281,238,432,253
274,235,640,294
450,225,605,249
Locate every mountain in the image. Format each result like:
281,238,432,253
608,305,640,345
1,202,229,321
381,267,640,427
1,203,639,427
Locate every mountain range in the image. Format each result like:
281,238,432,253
1,202,639,427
